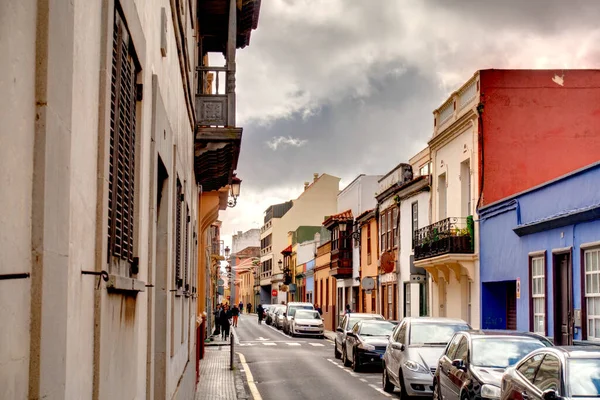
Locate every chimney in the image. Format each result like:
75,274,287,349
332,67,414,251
304,182,310,190
237,231,242,236
313,173,319,182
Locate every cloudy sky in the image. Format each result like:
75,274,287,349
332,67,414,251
220,0,600,246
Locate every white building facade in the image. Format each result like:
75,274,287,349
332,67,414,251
0,0,204,398
414,74,481,328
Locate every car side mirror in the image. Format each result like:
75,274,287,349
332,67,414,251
347,332,356,338
391,342,405,351
542,390,560,400
336,327,343,333
283,313,287,317
451,359,467,371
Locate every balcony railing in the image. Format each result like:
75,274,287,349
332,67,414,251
211,240,224,258
196,66,234,127
414,217,474,261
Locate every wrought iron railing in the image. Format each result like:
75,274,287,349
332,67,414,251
414,216,474,260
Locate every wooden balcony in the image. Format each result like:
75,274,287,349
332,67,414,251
414,217,474,261
329,248,352,278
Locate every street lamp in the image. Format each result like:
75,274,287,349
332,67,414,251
224,246,230,259
227,176,241,208
338,221,360,244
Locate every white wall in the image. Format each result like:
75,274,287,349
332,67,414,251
297,239,318,265
232,229,260,254
0,1,36,398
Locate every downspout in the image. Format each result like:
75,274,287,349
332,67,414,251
375,204,381,315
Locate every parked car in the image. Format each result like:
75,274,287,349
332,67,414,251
289,310,325,338
433,330,552,400
501,346,600,400
266,305,284,326
335,313,384,362
274,308,286,330
382,317,471,396
283,302,314,334
344,320,395,371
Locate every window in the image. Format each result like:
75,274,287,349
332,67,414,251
517,353,544,383
380,208,396,252
392,208,398,248
585,249,600,339
419,163,430,177
107,7,140,277
454,337,468,361
332,227,339,251
184,204,190,291
380,212,387,252
446,334,462,360
530,255,546,335
175,180,183,288
411,202,418,248
395,321,407,344
533,355,560,392
367,222,372,263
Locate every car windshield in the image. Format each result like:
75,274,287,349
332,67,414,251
348,316,383,330
295,310,320,319
409,323,470,345
568,358,600,397
359,322,395,336
471,338,545,368
288,305,313,317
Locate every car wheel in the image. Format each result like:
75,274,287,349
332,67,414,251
433,380,441,400
334,340,341,359
342,346,351,367
398,369,409,398
382,367,395,393
352,351,361,372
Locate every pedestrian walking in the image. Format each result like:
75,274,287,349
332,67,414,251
315,303,323,315
220,304,232,340
247,303,252,314
239,301,243,311
231,304,240,327
256,304,265,324
213,304,222,336
345,304,351,315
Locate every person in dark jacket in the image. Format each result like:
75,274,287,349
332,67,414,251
213,304,222,335
247,303,252,314
256,304,265,324
315,303,323,315
220,304,232,340
231,304,240,327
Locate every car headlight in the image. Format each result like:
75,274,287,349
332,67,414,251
359,343,375,351
404,360,429,373
481,384,501,399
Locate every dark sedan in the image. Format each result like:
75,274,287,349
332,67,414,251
433,330,552,400
345,320,396,371
501,346,600,400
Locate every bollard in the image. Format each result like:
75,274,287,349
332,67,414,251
230,331,234,370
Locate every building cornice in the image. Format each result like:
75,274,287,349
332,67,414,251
429,108,477,150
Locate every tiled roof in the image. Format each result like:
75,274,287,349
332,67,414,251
323,209,353,226
281,245,293,254
355,208,375,222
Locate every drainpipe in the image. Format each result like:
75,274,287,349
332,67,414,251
375,204,381,315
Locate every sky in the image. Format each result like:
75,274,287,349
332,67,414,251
219,0,600,248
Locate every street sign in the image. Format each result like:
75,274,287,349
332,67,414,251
362,277,375,290
271,289,278,297
217,279,225,285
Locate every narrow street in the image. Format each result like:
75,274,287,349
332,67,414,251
234,314,407,400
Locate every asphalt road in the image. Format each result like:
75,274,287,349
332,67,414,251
234,313,407,400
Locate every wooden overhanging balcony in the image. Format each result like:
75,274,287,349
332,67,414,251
329,242,353,278
414,217,475,261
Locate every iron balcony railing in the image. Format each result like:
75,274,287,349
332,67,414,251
414,216,474,261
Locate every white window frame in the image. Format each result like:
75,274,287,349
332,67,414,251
585,248,600,340
531,256,545,335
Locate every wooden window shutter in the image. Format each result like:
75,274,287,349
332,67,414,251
184,204,190,291
175,180,183,288
108,9,139,270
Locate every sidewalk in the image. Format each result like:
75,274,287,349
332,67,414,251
324,330,336,341
196,329,250,400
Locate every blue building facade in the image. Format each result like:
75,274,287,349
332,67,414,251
479,162,600,344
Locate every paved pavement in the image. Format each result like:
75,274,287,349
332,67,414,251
196,329,249,400
234,314,406,400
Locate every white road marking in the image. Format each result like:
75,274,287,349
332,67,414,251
309,343,325,347
266,323,293,339
360,378,368,383
238,352,263,400
285,342,301,346
256,337,269,341
262,342,276,346
369,384,392,397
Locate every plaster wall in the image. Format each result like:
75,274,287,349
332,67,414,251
480,163,600,339
0,1,36,398
297,239,318,265
232,229,260,254
479,69,600,207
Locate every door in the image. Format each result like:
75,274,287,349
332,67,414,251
439,334,462,400
510,353,545,400
531,354,561,399
387,321,406,384
506,282,517,330
446,336,468,398
336,315,347,352
553,252,573,345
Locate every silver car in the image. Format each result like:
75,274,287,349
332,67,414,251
274,308,286,330
289,310,325,338
382,317,470,397
283,302,314,334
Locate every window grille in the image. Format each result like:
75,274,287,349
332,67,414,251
175,180,183,288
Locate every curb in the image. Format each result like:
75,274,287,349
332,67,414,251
233,353,251,400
